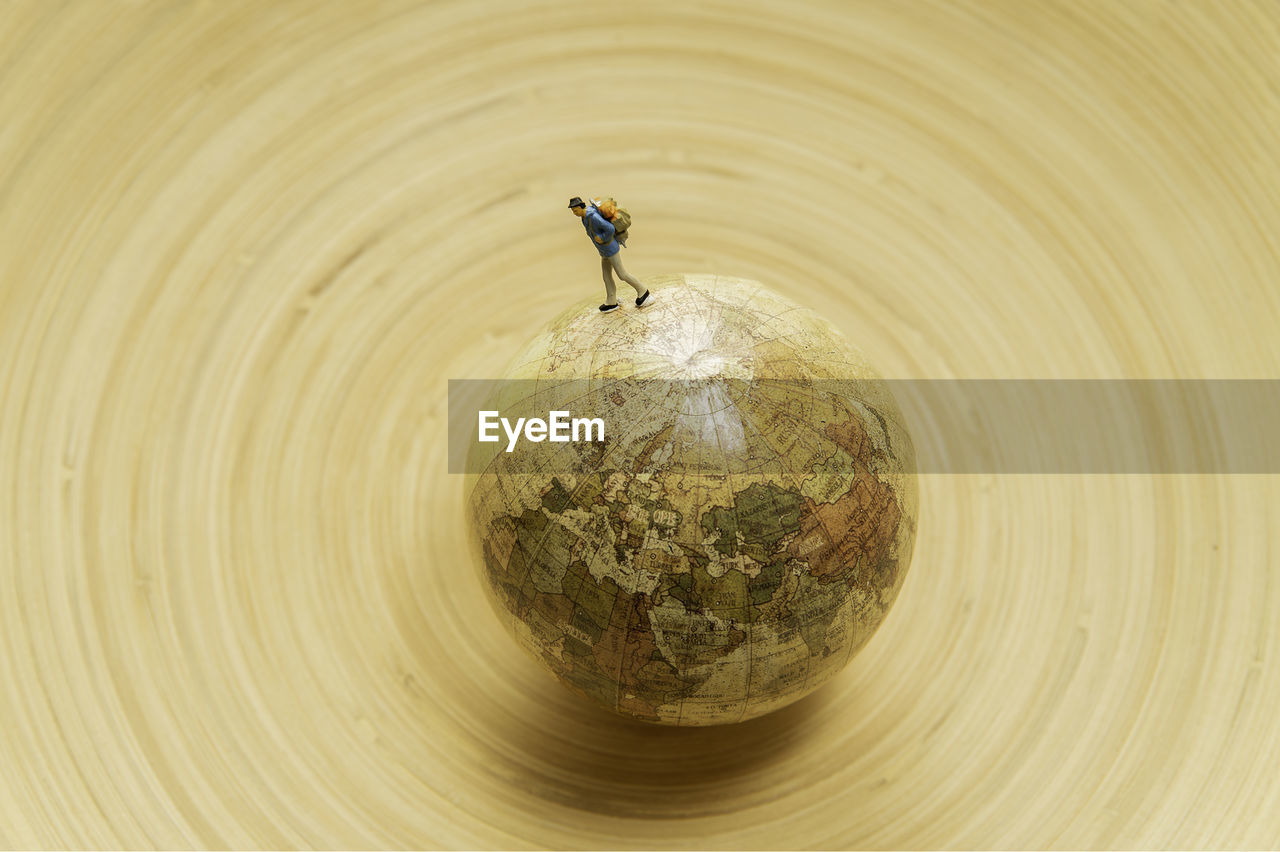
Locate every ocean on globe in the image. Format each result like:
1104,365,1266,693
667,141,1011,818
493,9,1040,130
466,273,918,725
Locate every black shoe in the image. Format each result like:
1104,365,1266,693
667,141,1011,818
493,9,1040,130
599,303,619,312
635,290,652,307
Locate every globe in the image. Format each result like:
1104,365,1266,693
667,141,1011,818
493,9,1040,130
466,273,918,725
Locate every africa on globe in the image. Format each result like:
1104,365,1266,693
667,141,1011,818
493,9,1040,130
466,273,918,725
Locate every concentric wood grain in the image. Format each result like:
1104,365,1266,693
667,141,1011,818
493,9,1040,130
1,1,1277,847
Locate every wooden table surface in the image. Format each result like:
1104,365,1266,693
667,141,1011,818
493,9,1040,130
1,1,1277,847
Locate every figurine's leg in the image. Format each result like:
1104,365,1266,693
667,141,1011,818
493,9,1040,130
607,253,646,296
601,257,618,305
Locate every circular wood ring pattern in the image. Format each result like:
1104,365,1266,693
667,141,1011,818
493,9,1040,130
1,1,1277,847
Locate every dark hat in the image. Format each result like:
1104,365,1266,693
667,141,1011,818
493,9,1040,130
568,196,586,209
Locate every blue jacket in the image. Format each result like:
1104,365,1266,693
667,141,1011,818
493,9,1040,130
582,205,619,257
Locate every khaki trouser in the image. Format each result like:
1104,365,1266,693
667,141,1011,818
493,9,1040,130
602,249,645,305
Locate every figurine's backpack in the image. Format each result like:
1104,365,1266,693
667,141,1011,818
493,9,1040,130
603,197,631,236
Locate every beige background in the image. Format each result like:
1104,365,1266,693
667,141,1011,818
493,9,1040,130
2,0,1278,848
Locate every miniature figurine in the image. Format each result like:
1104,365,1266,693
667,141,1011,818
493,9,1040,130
569,196,651,312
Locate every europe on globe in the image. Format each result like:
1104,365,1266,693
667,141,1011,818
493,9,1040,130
466,274,918,725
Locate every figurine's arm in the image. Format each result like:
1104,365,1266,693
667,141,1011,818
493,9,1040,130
589,214,615,244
